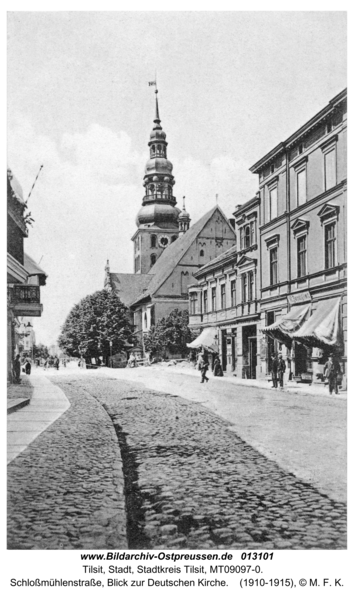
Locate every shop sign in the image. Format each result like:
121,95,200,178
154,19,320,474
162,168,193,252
288,290,311,305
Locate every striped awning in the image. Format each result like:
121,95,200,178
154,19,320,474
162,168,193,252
293,297,342,349
260,303,311,345
187,327,219,353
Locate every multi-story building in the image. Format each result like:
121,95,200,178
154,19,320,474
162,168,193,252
7,168,47,381
250,89,347,385
188,195,260,378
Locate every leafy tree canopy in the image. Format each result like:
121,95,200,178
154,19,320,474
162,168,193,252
144,309,197,358
33,343,49,359
58,289,135,359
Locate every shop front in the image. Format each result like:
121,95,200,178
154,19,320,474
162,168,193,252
261,294,344,385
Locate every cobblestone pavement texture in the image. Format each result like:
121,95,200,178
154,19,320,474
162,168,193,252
7,376,127,550
97,366,347,503
53,373,346,551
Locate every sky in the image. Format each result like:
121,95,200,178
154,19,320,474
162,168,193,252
7,11,347,346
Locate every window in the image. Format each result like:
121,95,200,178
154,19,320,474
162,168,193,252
270,247,278,285
171,235,178,242
200,249,204,257
325,222,336,269
324,148,336,190
150,254,157,267
190,293,197,315
211,287,216,311
267,185,278,222
151,234,157,248
241,273,248,303
248,271,254,301
240,227,244,249
221,284,226,309
231,280,236,307
244,226,250,248
203,290,208,313
297,236,307,277
250,221,255,245
297,168,306,206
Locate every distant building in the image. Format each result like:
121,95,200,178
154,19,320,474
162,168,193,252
105,93,236,354
188,195,260,377
250,89,347,385
7,169,47,380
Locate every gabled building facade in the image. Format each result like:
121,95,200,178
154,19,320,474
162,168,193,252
250,89,347,385
188,195,260,376
105,93,236,355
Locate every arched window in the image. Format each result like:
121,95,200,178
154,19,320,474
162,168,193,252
150,254,157,267
157,144,161,155
151,235,157,248
152,145,155,154
200,249,204,257
171,235,177,242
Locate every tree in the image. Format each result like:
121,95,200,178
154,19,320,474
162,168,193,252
33,343,49,359
144,309,197,358
58,289,135,359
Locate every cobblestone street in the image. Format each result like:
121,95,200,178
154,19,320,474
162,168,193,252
7,368,346,550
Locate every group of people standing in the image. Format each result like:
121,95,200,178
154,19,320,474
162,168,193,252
270,353,286,389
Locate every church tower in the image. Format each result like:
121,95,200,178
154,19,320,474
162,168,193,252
132,90,181,274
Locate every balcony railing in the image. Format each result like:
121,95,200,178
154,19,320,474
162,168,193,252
8,285,40,305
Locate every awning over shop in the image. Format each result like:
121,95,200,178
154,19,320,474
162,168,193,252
187,327,219,353
260,303,311,345
292,297,342,349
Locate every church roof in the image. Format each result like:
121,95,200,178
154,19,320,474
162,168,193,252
130,205,232,307
110,273,154,307
193,244,237,278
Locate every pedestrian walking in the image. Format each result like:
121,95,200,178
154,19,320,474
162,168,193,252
324,354,341,395
277,353,286,389
25,359,32,375
200,356,209,383
270,353,278,388
54,357,60,370
196,350,204,371
13,354,21,383
213,355,223,377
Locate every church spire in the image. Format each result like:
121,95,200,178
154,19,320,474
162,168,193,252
135,90,179,230
178,196,191,235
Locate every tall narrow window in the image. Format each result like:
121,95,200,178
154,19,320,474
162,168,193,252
150,254,157,267
297,236,307,277
269,186,278,221
240,227,244,250
221,284,226,309
190,293,197,315
151,234,157,248
297,168,306,205
203,289,208,313
248,271,254,301
270,247,278,285
231,280,236,307
244,225,250,248
241,273,248,303
211,287,216,311
324,149,336,190
250,221,255,245
325,222,336,269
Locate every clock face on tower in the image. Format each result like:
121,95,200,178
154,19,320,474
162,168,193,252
158,235,170,248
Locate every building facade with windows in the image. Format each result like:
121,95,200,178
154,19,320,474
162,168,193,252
188,195,260,377
250,89,347,385
7,169,48,381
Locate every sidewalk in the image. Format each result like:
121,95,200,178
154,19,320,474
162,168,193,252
151,362,347,399
7,370,70,464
